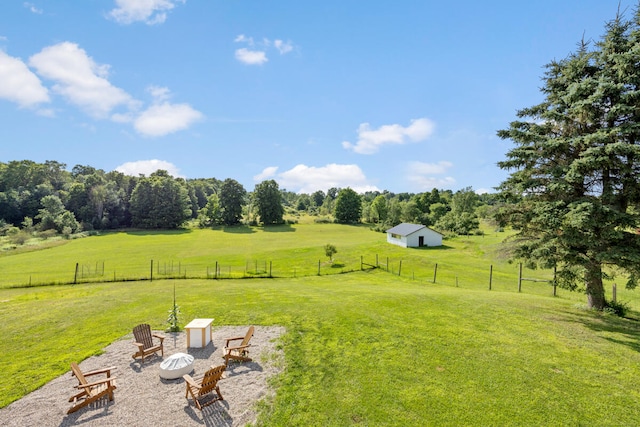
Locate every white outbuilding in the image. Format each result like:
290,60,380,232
386,223,443,248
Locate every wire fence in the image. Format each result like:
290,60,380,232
6,254,560,298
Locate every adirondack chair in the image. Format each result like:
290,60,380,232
223,325,254,366
183,365,225,410
68,362,117,414
132,323,165,363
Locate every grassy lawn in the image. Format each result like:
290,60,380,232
1,224,640,425
1,274,639,425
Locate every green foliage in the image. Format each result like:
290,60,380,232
129,170,192,229
219,178,246,225
604,299,629,317
324,243,337,261
253,180,284,225
370,195,388,223
497,12,640,310
166,284,181,332
197,193,221,227
35,195,81,234
334,188,362,223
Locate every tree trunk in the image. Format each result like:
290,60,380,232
585,261,605,310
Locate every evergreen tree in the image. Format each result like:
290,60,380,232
497,11,640,310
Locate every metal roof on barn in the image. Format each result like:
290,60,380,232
386,223,428,236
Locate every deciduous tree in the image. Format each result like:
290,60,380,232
219,178,246,225
334,188,362,223
253,180,284,225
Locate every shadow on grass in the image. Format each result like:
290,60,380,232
222,225,256,234
124,228,192,236
411,244,455,251
262,224,295,233
574,309,640,353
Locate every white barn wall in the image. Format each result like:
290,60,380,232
387,234,408,248
386,224,443,248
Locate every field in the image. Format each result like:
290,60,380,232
1,223,639,425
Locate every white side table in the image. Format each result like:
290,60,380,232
185,318,214,348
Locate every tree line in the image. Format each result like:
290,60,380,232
0,160,496,239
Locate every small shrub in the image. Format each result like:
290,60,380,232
314,217,333,224
604,300,629,317
38,229,58,239
166,284,181,332
9,230,29,245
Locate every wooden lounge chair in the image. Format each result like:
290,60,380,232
68,362,117,414
132,323,165,363
183,365,225,410
223,325,254,366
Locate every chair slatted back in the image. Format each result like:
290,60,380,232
133,324,154,350
71,362,89,388
198,365,225,397
241,326,254,347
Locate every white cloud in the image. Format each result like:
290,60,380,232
475,188,493,195
407,160,452,175
29,42,135,118
147,85,171,102
265,163,379,194
253,166,278,181
115,159,184,177
108,0,184,25
24,2,43,14
274,39,293,54
234,34,254,45
234,35,294,65
343,117,435,154
234,48,268,66
0,50,50,108
134,102,203,137
406,161,456,190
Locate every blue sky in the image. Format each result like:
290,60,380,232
0,1,635,194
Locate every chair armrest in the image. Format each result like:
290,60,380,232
225,344,251,351
152,334,165,343
224,336,245,346
76,377,117,389
83,367,117,377
183,374,201,390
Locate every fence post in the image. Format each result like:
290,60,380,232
398,260,402,276
613,283,617,303
318,260,321,276
433,263,438,283
361,255,363,271
376,254,379,267
553,265,557,296
518,263,522,292
489,264,493,290
269,261,272,278
74,263,79,284
150,260,153,282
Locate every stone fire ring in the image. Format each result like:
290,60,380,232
159,352,195,380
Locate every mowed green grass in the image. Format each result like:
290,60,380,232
1,223,640,425
0,222,565,295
